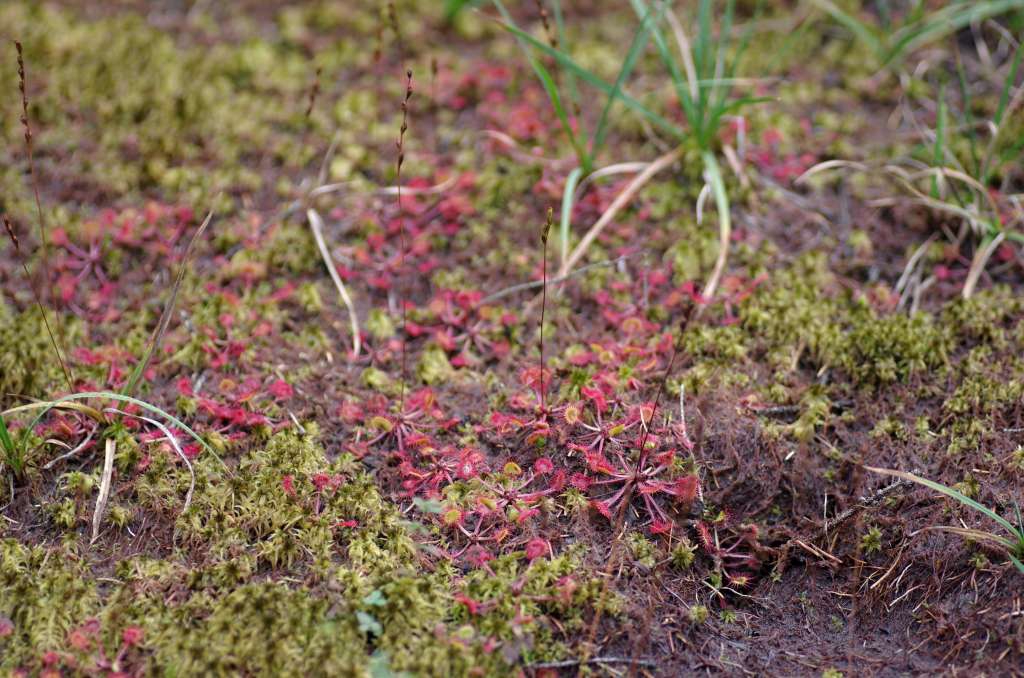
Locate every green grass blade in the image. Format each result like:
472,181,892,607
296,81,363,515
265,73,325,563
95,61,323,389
923,525,1015,549
764,8,814,74
26,391,222,467
559,167,584,269
712,0,760,121
535,56,590,168
549,0,581,119
0,416,14,457
995,40,1023,127
592,2,661,156
444,0,481,22
696,0,713,82
952,46,983,178
983,40,1024,184
886,0,1024,66
496,18,685,139
808,0,884,64
122,209,213,399
627,0,698,133
705,0,737,146
866,466,1018,536
1011,553,1024,574
0,415,21,477
932,85,947,199
694,0,714,121
705,95,773,136
701,150,731,300
492,0,589,168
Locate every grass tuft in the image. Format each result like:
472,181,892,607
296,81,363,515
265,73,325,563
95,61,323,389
867,466,1024,574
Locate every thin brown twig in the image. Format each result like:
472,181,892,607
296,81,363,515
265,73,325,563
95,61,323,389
387,2,404,63
533,0,558,50
121,208,215,397
478,250,647,306
307,208,361,358
530,656,656,670
637,302,696,457
820,475,918,539
4,216,73,393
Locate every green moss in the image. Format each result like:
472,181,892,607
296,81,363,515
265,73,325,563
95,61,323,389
0,302,80,401
144,582,367,675
262,222,321,276
626,531,658,569
870,416,906,440
838,310,947,386
741,254,948,388
0,540,99,669
742,253,844,375
860,526,883,555
0,4,324,215
3,433,611,674
366,308,397,339
670,539,697,570
417,345,456,385
786,386,832,443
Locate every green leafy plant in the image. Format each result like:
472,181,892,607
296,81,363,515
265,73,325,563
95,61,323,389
867,466,1024,573
809,0,1024,70
496,0,765,300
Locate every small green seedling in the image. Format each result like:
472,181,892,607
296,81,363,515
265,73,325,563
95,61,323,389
867,466,1024,574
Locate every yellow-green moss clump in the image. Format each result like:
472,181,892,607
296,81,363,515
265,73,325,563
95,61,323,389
0,301,79,400
0,2,384,220
740,253,947,387
2,431,612,675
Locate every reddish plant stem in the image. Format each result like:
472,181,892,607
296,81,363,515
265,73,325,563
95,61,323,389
533,0,558,49
397,70,413,411
14,41,74,391
579,303,697,676
635,302,695,469
387,2,404,65
305,66,322,119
